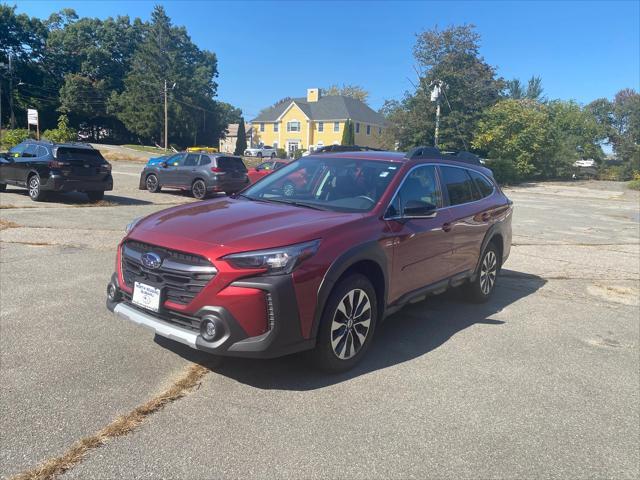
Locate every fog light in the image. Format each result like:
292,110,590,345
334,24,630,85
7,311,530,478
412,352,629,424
107,282,120,302
201,318,218,341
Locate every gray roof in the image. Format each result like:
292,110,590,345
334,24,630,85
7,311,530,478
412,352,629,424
251,95,386,125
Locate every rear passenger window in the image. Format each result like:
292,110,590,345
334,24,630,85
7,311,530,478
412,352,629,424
36,146,49,157
440,166,476,206
198,155,211,166
23,144,37,158
469,170,494,198
184,154,199,167
218,157,247,172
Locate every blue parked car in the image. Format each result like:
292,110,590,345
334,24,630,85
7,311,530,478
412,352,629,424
146,152,182,167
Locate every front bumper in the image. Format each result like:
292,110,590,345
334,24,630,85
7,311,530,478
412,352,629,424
42,174,113,192
106,273,314,358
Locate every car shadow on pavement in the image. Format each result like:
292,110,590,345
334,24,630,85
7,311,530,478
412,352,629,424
0,188,153,206
156,269,546,391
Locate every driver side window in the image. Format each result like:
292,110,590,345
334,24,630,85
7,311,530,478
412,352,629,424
388,165,441,217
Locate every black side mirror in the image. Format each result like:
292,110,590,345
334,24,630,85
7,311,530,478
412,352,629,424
160,161,168,168
403,200,437,218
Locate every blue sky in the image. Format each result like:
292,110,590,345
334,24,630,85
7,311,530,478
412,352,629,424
14,0,640,120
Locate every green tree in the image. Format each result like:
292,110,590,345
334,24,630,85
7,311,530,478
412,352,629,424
526,76,544,101
321,84,369,103
505,79,524,99
108,5,222,147
473,99,551,178
234,118,247,155
341,119,355,145
385,24,504,151
43,114,76,142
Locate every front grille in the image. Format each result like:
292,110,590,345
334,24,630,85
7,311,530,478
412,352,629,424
121,240,217,305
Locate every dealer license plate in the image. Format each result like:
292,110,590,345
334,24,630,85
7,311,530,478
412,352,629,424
132,282,161,312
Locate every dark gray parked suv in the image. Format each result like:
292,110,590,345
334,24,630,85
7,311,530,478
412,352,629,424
139,152,249,199
0,140,113,202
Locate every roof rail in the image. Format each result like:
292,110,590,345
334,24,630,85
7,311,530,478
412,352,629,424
441,150,482,166
405,146,441,159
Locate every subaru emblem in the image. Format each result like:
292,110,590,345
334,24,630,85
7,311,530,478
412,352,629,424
141,252,162,270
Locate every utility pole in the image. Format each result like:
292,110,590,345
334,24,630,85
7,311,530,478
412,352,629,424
8,55,15,129
430,80,444,148
164,79,168,151
0,77,3,145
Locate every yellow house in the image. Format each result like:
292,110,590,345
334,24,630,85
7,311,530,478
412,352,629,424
250,88,386,155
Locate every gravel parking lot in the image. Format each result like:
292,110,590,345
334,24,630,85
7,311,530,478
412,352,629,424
1,163,638,479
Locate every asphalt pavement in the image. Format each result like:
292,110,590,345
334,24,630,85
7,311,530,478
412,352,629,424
1,165,638,479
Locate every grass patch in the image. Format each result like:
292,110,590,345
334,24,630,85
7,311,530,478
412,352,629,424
627,179,640,191
0,219,20,230
99,150,148,163
11,364,209,480
123,144,167,154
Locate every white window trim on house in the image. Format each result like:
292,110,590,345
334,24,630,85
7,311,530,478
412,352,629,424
366,125,371,135
318,121,324,132
355,122,360,133
260,122,265,132
275,101,311,122
333,121,340,132
287,120,301,132
274,122,279,132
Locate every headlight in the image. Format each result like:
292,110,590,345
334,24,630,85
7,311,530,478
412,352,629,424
223,239,321,275
125,216,142,234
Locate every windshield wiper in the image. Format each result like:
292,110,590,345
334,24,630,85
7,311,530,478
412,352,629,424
261,198,329,211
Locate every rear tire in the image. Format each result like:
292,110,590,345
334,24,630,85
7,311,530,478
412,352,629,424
87,191,105,202
309,274,377,373
464,242,500,303
0,183,6,192
146,174,161,193
28,174,47,202
191,179,207,200
270,153,276,159
257,153,263,159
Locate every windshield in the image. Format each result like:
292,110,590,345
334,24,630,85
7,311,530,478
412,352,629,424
241,156,400,212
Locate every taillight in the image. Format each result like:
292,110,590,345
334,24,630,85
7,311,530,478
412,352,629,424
102,163,112,171
48,160,69,168
211,167,225,173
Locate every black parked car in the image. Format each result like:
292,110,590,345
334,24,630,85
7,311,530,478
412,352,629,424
0,140,113,202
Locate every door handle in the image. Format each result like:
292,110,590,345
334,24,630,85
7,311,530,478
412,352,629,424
442,222,452,232
481,212,491,222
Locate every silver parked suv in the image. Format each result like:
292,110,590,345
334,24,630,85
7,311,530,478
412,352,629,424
139,152,249,199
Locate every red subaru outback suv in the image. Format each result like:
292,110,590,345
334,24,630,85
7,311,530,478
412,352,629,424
106,147,512,371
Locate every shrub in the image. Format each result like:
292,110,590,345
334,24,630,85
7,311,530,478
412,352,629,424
627,179,640,191
2,129,31,148
293,148,306,160
598,165,627,181
43,115,77,143
484,158,520,185
276,148,287,159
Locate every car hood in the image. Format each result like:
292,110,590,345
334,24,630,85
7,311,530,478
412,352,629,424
129,197,360,257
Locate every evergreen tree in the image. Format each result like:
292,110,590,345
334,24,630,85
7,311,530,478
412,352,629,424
234,119,247,155
108,5,223,146
341,119,355,145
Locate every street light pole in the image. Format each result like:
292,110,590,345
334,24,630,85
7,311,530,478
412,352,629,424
430,80,444,148
8,55,15,129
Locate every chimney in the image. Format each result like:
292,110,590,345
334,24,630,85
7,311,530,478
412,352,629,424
307,88,319,103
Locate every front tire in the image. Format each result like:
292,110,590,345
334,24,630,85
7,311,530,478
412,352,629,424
28,174,47,202
0,183,6,192
146,174,161,193
464,243,500,303
257,152,263,159
310,274,377,372
87,191,105,202
191,179,207,200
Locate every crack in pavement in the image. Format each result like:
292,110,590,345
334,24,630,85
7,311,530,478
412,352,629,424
9,364,211,480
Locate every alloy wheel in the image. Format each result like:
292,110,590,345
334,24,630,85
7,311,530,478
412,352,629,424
146,175,158,192
192,180,206,199
330,289,372,360
29,176,40,199
480,250,498,295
